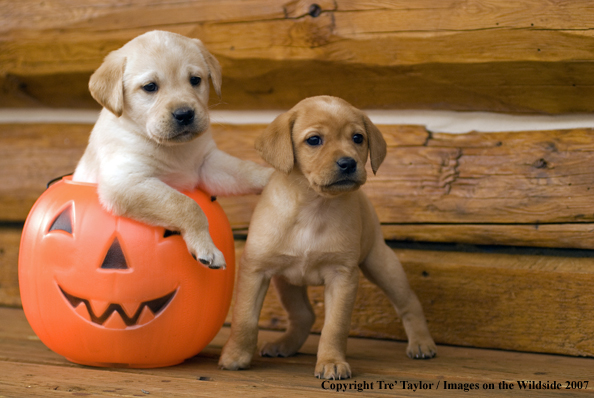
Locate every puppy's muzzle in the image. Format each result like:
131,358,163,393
173,107,195,126
337,157,357,175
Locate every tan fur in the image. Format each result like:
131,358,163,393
73,31,273,269
219,96,436,379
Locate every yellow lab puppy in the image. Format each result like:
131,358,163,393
219,96,436,379
73,31,272,269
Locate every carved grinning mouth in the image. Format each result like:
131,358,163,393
59,286,176,329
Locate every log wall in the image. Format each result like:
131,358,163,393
3,123,594,249
2,0,594,112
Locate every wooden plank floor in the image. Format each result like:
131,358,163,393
1,307,593,397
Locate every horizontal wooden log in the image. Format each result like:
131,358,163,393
372,125,594,225
3,122,594,249
0,124,90,220
3,1,594,112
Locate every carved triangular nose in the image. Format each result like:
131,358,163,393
101,238,128,270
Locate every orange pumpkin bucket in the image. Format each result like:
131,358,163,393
18,176,235,368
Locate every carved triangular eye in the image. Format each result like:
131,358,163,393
101,238,128,270
49,205,73,234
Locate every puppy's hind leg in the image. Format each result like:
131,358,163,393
360,241,437,359
260,276,315,358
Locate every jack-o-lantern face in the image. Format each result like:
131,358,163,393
19,177,235,368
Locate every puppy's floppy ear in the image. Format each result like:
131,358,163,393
193,39,222,98
363,114,387,174
89,49,126,117
255,111,296,174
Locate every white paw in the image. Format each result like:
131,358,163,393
185,231,226,269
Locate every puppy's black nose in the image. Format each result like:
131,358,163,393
337,157,357,174
173,108,195,126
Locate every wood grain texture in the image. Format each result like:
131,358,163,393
0,123,90,220
371,126,594,225
2,1,594,112
3,122,594,249
2,308,593,397
0,227,21,307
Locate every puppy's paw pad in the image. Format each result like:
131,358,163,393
315,361,351,380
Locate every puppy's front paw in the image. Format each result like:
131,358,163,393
315,360,351,380
195,247,226,270
219,348,253,370
185,231,226,269
406,337,437,359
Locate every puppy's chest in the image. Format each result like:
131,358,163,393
152,139,208,190
267,216,359,286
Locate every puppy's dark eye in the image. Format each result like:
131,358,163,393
190,76,202,86
143,82,158,92
353,134,364,144
306,136,322,146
